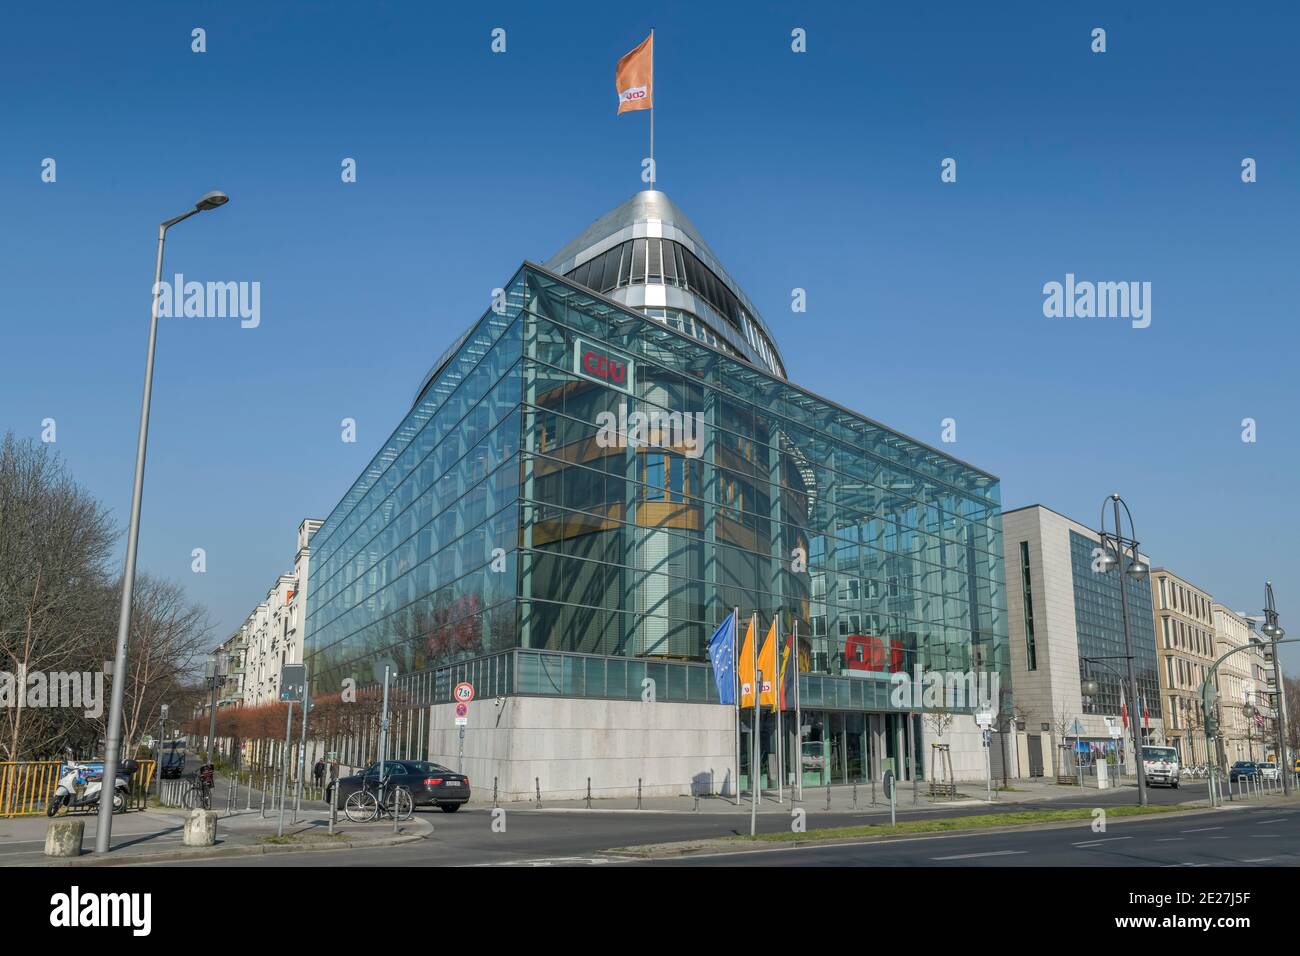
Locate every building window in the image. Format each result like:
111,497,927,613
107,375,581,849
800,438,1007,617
1019,541,1037,671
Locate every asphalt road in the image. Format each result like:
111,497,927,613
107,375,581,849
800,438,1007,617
148,778,1300,868
632,803,1300,867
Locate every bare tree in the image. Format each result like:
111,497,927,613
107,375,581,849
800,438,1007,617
111,576,211,754
0,434,117,760
0,433,212,761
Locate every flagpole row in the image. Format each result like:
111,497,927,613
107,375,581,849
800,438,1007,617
750,610,759,836
733,607,740,805
794,617,803,801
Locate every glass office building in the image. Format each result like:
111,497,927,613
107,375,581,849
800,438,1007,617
304,191,1008,792
1070,530,1162,727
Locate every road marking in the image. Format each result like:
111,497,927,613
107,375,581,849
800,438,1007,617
1155,838,1184,842
1241,857,1273,863
1256,819,1286,824
473,856,623,867
1181,826,1223,833
1072,837,1132,847
931,850,1026,861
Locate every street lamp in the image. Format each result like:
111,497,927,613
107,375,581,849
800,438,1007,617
1097,493,1150,807
1261,583,1290,795
95,191,230,855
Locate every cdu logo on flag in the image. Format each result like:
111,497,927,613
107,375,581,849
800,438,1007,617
708,611,737,705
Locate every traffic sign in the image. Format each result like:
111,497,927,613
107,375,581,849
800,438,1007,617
280,664,306,702
975,711,993,729
454,682,475,703
981,729,992,747
456,717,467,727
455,702,468,718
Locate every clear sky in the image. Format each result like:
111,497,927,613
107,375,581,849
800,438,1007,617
2,2,1297,666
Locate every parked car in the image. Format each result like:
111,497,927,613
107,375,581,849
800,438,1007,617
1141,746,1180,788
326,760,469,812
1258,761,1281,781
1229,761,1259,782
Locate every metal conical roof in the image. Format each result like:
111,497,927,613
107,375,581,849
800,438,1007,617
546,190,785,378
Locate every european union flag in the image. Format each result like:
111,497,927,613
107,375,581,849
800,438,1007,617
708,611,737,705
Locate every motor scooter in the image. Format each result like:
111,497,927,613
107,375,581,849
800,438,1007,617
47,753,138,816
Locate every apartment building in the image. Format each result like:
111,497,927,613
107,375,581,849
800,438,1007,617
1150,569,1216,764
1212,604,1260,762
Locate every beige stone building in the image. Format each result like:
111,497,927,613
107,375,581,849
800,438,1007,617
1211,604,1258,763
1002,505,1165,781
1150,569,1216,764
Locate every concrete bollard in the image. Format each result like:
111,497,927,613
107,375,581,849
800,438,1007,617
45,819,84,857
183,809,219,847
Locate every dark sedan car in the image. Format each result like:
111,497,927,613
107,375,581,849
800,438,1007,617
327,760,470,812
1229,761,1259,782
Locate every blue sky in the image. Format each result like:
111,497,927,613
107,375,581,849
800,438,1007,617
2,2,1297,666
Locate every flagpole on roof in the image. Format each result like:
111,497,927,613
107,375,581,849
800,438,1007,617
649,29,655,189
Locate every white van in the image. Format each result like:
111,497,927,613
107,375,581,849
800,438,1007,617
1142,746,1180,788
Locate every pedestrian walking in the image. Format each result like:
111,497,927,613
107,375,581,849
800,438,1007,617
312,757,325,793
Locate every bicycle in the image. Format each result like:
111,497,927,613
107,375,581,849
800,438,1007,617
182,764,215,810
343,776,414,823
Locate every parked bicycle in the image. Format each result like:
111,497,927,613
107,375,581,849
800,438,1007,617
182,763,216,810
343,774,413,823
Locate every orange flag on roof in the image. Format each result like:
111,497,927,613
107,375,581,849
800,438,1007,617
616,32,653,113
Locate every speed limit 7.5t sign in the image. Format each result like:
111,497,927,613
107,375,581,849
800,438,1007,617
453,682,475,703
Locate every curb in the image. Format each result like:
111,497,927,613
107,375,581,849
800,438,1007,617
30,832,426,867
599,802,1246,860
27,821,433,867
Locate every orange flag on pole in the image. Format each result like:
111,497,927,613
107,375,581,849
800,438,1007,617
737,615,755,708
758,618,778,711
616,32,653,113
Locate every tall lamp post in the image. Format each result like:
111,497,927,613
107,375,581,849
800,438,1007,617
96,191,230,855
1260,582,1290,795
1097,493,1151,807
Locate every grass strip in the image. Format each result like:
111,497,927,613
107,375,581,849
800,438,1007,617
725,803,1192,843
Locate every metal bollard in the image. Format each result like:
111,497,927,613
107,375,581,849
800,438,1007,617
852,781,857,809
246,773,253,811
260,778,267,818
694,783,699,812
535,777,541,809
913,775,918,805
226,775,234,815
871,775,876,805
825,779,831,811
493,776,499,809
586,777,592,810
637,778,642,810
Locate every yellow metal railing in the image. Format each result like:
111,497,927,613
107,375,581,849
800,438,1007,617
0,760,156,817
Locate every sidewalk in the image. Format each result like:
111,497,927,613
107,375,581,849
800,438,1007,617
1,772,431,866
480,775,1209,815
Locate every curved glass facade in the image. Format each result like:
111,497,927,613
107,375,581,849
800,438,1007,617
304,264,1008,716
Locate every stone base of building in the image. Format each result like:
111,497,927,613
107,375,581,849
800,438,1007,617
424,695,737,802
